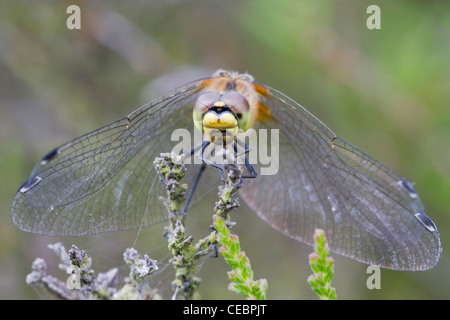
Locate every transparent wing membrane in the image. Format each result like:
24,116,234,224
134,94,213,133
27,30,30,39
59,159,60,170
239,84,440,270
11,71,441,270
11,80,209,236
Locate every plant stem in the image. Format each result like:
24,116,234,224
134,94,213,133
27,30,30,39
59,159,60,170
212,164,268,300
155,154,268,300
154,153,216,300
307,229,337,300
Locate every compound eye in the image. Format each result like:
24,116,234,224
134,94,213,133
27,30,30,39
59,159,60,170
222,92,252,131
222,92,250,113
193,91,221,114
193,91,222,131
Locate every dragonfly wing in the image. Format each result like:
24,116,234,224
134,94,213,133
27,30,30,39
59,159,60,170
11,80,207,236
239,83,441,270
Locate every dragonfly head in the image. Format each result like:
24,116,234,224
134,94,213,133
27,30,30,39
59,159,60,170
193,91,252,139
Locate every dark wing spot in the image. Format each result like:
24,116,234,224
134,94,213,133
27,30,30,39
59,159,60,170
40,148,60,166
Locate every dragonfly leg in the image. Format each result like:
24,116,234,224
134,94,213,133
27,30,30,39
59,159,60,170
233,141,257,179
242,157,257,179
181,141,210,218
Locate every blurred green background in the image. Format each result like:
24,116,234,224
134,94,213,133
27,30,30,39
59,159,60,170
0,0,449,299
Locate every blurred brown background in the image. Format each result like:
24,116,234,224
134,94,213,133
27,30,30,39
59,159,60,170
0,0,449,299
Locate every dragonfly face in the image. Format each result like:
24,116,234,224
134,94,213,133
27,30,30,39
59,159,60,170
11,69,441,271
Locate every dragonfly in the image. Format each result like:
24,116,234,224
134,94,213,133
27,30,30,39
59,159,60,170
11,70,441,271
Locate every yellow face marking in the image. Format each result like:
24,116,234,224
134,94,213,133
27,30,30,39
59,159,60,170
213,101,226,107
203,112,238,129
